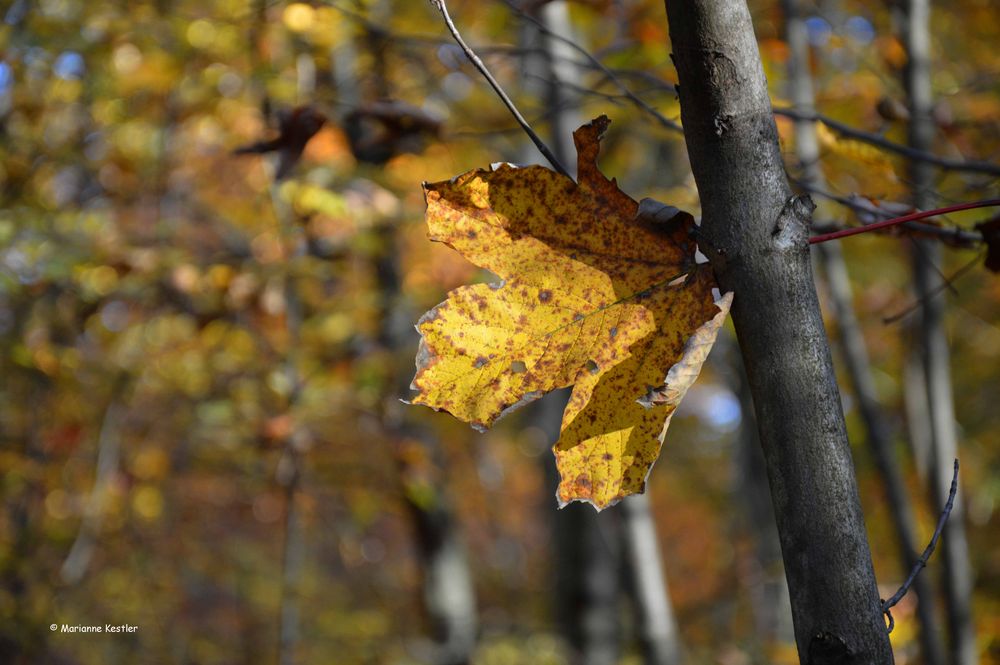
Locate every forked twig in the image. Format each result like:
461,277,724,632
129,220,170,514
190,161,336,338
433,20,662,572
882,251,985,324
428,0,570,177
881,459,960,633
501,0,683,134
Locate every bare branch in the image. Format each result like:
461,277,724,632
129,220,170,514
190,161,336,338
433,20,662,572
882,252,985,324
501,0,683,134
428,0,570,177
775,106,1000,177
881,459,961,631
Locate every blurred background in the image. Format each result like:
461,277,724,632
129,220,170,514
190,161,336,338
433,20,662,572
0,0,997,663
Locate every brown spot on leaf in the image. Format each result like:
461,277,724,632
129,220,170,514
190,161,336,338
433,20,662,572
473,356,488,369
538,289,552,303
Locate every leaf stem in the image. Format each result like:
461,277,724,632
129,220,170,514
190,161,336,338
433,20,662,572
808,199,1000,244
428,0,571,178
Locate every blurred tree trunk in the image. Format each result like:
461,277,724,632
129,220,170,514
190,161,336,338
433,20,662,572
664,1,893,662
522,8,620,664
375,192,478,665
329,17,478,662
898,2,977,664
540,397,622,665
273,173,308,665
522,6,682,662
720,334,795,652
782,2,944,663
375,218,477,665
620,494,683,665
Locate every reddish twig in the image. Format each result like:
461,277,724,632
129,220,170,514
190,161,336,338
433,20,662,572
809,199,1000,245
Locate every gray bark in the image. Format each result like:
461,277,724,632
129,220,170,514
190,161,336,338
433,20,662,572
900,2,977,664
664,2,893,663
782,2,943,663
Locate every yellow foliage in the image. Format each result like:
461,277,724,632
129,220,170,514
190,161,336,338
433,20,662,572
410,117,730,509
816,122,898,177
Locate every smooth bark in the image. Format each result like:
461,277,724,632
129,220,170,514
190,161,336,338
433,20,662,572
664,1,893,662
900,2,977,663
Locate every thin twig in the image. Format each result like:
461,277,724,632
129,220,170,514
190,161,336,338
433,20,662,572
501,0,684,134
882,252,985,324
335,0,1000,179
428,0,569,177
774,106,1000,177
881,459,960,632
809,199,1000,244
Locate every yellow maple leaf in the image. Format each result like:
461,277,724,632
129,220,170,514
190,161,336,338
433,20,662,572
410,116,731,509
556,278,731,508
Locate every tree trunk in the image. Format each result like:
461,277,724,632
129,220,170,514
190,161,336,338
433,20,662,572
899,2,977,664
664,2,893,662
543,404,622,665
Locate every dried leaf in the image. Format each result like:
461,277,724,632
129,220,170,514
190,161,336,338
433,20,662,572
410,116,730,509
556,284,731,508
976,215,1000,272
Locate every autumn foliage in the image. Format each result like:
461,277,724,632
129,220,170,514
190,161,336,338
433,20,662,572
410,117,731,508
